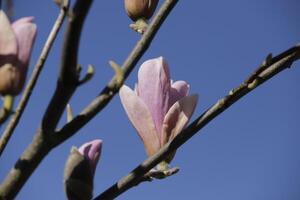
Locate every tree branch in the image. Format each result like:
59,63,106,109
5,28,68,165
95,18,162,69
0,129,52,200
94,44,300,200
0,0,69,158
42,0,93,132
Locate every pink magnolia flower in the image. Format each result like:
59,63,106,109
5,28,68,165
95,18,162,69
0,10,37,95
120,57,198,161
64,139,103,200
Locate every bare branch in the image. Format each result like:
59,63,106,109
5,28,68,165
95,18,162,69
94,44,300,200
42,0,93,132
0,2,69,157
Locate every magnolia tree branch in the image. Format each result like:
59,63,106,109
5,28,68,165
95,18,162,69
53,0,179,146
94,44,300,200
0,0,92,198
42,0,93,132
0,1,69,158
0,0,178,199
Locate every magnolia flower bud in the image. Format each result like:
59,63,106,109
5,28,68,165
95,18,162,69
64,140,102,200
0,10,37,96
124,0,158,21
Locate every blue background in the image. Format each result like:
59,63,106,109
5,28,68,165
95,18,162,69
0,0,300,199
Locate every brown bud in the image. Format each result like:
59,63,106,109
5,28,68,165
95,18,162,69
0,61,25,96
124,0,159,21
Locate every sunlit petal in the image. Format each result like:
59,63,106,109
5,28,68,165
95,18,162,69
120,85,161,156
161,94,198,145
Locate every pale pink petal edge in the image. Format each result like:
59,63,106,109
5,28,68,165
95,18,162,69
137,56,171,135
119,85,161,156
169,80,190,106
161,94,198,145
0,10,17,55
12,17,37,66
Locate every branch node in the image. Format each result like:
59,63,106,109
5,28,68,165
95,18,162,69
264,53,273,66
218,98,226,107
109,60,124,88
129,18,149,34
148,166,180,180
247,79,259,90
77,65,95,86
245,53,273,84
135,163,180,187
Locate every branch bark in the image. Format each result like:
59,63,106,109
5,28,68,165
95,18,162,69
94,44,300,200
42,0,93,132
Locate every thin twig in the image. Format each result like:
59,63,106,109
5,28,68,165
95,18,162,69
94,44,300,200
0,2,69,157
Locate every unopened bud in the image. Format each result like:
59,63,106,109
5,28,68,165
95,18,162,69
0,10,37,96
64,140,102,200
124,0,158,21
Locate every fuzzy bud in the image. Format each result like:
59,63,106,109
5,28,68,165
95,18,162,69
124,0,159,21
64,140,102,200
0,10,37,96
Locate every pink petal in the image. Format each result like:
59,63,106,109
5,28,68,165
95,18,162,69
161,94,198,145
169,80,190,107
120,85,161,156
78,139,102,174
0,10,17,56
137,57,171,135
12,16,37,70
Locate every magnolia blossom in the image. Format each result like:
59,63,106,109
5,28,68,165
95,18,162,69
120,57,198,162
64,140,102,200
0,10,37,95
124,0,158,21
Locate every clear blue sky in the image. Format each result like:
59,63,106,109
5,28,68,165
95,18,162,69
0,0,300,199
